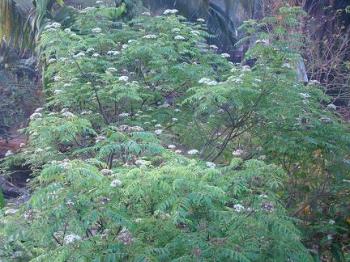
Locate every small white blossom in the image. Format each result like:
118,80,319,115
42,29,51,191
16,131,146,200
232,149,244,157
299,93,311,99
198,77,217,86
143,34,157,39
101,169,112,176
54,75,61,82
107,50,120,56
174,35,185,41
86,48,95,53
242,65,251,72
118,112,130,117
135,159,151,166
154,129,163,135
221,53,230,58
5,208,18,215
54,89,63,95
209,45,218,50
327,104,337,110
233,204,245,212
172,28,181,33
320,116,332,123
73,52,85,59
5,150,13,157
91,27,102,34
106,67,118,74
30,112,42,120
168,144,176,149
159,102,170,108
80,110,92,115
45,22,61,30
309,80,320,85
191,30,200,36
110,179,122,187
175,149,182,154
95,135,106,143
206,162,216,168
119,76,129,82
62,111,75,118
163,9,178,15
197,18,205,23
92,53,100,57
187,149,199,155
48,58,56,64
64,234,81,244
117,228,134,245
172,117,178,122
142,11,151,16
255,39,269,45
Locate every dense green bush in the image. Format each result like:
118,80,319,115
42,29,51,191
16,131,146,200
0,2,349,262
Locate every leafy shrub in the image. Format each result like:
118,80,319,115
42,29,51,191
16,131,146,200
1,2,349,261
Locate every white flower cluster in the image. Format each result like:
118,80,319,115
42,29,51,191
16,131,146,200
187,149,199,155
233,204,245,213
255,39,269,45
30,112,42,120
80,6,96,13
73,52,85,59
110,179,122,187
143,34,157,39
5,150,13,157
174,35,185,41
107,50,120,56
95,135,106,143
91,26,102,34
299,93,311,99
206,162,216,168
117,228,134,245
118,125,144,132
119,76,129,82
135,159,151,167
198,77,218,86
209,45,218,50
221,53,230,58
80,110,93,115
54,89,63,95
308,80,320,85
101,169,113,176
118,112,130,117
62,111,75,118
106,67,118,74
327,104,337,110
154,129,163,135
64,234,81,244
232,149,244,157
163,9,178,15
44,22,61,31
